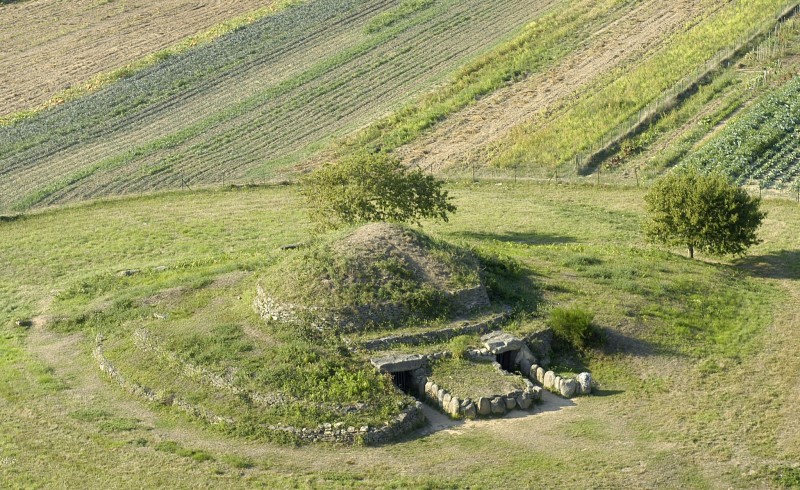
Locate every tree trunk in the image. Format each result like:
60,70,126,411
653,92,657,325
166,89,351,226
688,244,694,259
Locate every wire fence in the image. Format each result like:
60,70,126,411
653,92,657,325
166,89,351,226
573,1,800,172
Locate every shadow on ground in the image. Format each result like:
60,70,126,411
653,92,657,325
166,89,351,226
452,230,577,246
736,249,800,280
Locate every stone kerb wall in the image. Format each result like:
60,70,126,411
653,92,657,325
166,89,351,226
254,284,408,333
93,334,233,426
266,403,426,445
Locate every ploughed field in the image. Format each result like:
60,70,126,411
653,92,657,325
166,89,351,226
0,0,276,115
0,0,558,212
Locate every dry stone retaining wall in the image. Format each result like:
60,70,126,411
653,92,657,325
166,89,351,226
361,310,509,351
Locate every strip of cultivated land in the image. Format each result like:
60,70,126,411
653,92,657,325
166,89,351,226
394,0,796,173
0,0,281,116
0,0,560,212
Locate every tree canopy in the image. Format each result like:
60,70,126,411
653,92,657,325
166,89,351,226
300,152,456,229
644,168,765,258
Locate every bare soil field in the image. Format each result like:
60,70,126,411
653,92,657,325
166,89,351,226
0,0,273,115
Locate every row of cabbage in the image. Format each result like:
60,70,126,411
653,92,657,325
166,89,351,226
685,75,800,188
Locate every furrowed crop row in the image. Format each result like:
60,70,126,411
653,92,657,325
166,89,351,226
81,0,536,195
6,0,548,208
4,0,396,209
0,0,384,176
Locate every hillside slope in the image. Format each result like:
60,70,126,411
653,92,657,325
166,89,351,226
0,0,559,212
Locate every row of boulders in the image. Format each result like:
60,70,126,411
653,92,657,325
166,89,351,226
361,311,508,351
519,359,592,398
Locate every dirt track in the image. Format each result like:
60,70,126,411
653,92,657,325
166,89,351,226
397,0,719,172
0,0,271,115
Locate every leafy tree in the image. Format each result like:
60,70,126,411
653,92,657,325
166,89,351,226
644,168,765,258
301,152,456,229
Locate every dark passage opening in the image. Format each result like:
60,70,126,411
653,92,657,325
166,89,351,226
391,370,414,394
497,350,516,372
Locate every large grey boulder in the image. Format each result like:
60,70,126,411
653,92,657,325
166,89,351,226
576,372,592,395
560,379,577,398
370,354,426,373
481,331,524,354
477,397,491,416
514,345,537,365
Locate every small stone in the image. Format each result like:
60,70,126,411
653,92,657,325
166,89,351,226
576,372,592,395
517,392,532,410
504,396,516,410
334,422,344,429
463,403,477,419
531,386,543,401
490,396,506,415
477,397,491,416
554,375,563,392
117,269,140,277
360,426,369,433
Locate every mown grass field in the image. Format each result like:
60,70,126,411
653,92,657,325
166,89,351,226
0,0,559,212
2,182,798,487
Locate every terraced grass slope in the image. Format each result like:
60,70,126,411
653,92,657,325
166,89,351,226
0,0,559,212
0,0,281,116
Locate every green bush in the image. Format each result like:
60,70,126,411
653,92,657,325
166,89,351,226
549,307,597,350
448,335,474,359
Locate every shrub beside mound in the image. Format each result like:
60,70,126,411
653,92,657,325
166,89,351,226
258,222,489,332
549,307,598,350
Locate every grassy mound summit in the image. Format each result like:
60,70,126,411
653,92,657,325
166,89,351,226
257,223,489,332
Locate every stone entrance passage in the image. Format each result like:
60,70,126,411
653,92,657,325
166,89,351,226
496,350,516,372
391,370,414,394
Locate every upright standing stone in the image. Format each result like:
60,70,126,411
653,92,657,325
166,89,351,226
519,359,532,377
504,396,516,410
477,397,491,416
576,372,592,395
536,367,545,384
543,371,556,390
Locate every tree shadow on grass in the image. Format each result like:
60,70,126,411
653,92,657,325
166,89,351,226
735,249,800,280
452,230,577,246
